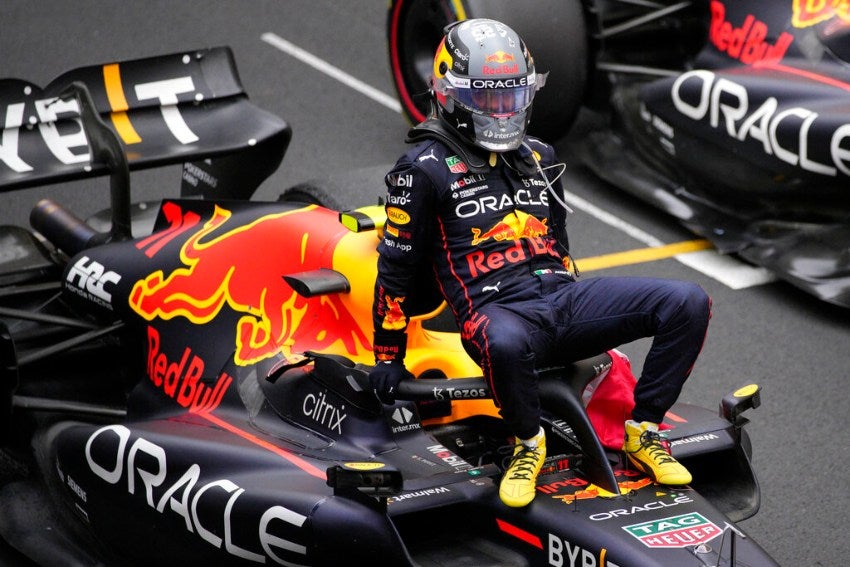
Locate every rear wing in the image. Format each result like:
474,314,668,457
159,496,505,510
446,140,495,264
0,46,290,199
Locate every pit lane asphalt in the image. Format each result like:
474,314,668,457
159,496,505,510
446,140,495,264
1,2,848,565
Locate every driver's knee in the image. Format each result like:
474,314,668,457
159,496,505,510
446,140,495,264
485,326,534,368
662,281,711,333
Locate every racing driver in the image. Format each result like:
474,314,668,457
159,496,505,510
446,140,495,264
370,18,712,508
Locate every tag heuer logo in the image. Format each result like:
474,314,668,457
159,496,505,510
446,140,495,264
445,155,468,173
623,512,721,548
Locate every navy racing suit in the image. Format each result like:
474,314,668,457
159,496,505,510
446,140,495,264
372,123,711,439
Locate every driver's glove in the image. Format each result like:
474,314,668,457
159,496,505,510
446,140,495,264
369,361,414,404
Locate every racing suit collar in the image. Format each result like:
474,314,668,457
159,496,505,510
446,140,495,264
406,116,490,172
405,116,537,176
406,116,537,176
500,143,538,176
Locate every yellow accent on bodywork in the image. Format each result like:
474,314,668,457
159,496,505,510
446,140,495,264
734,384,759,397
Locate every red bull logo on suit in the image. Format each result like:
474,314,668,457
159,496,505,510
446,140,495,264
465,210,557,278
470,210,548,245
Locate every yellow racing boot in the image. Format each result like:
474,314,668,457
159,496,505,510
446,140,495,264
499,428,546,507
623,420,692,485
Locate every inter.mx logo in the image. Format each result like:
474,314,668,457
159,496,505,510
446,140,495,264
623,512,721,548
390,406,420,434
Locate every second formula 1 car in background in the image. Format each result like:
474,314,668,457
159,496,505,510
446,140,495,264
388,0,850,307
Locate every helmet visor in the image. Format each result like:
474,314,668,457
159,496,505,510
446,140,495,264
437,71,546,116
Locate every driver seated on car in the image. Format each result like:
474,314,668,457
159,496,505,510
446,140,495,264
369,18,711,508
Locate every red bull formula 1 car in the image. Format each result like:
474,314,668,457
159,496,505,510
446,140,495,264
388,0,850,307
0,49,777,565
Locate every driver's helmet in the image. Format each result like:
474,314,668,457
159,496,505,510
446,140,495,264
431,18,546,152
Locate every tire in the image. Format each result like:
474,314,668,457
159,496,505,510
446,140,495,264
278,182,343,211
387,0,589,141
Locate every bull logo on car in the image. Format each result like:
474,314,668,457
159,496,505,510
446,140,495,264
130,204,369,366
792,0,850,28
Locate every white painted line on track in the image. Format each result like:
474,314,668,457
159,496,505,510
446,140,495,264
563,190,777,289
261,32,403,114
262,32,777,291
